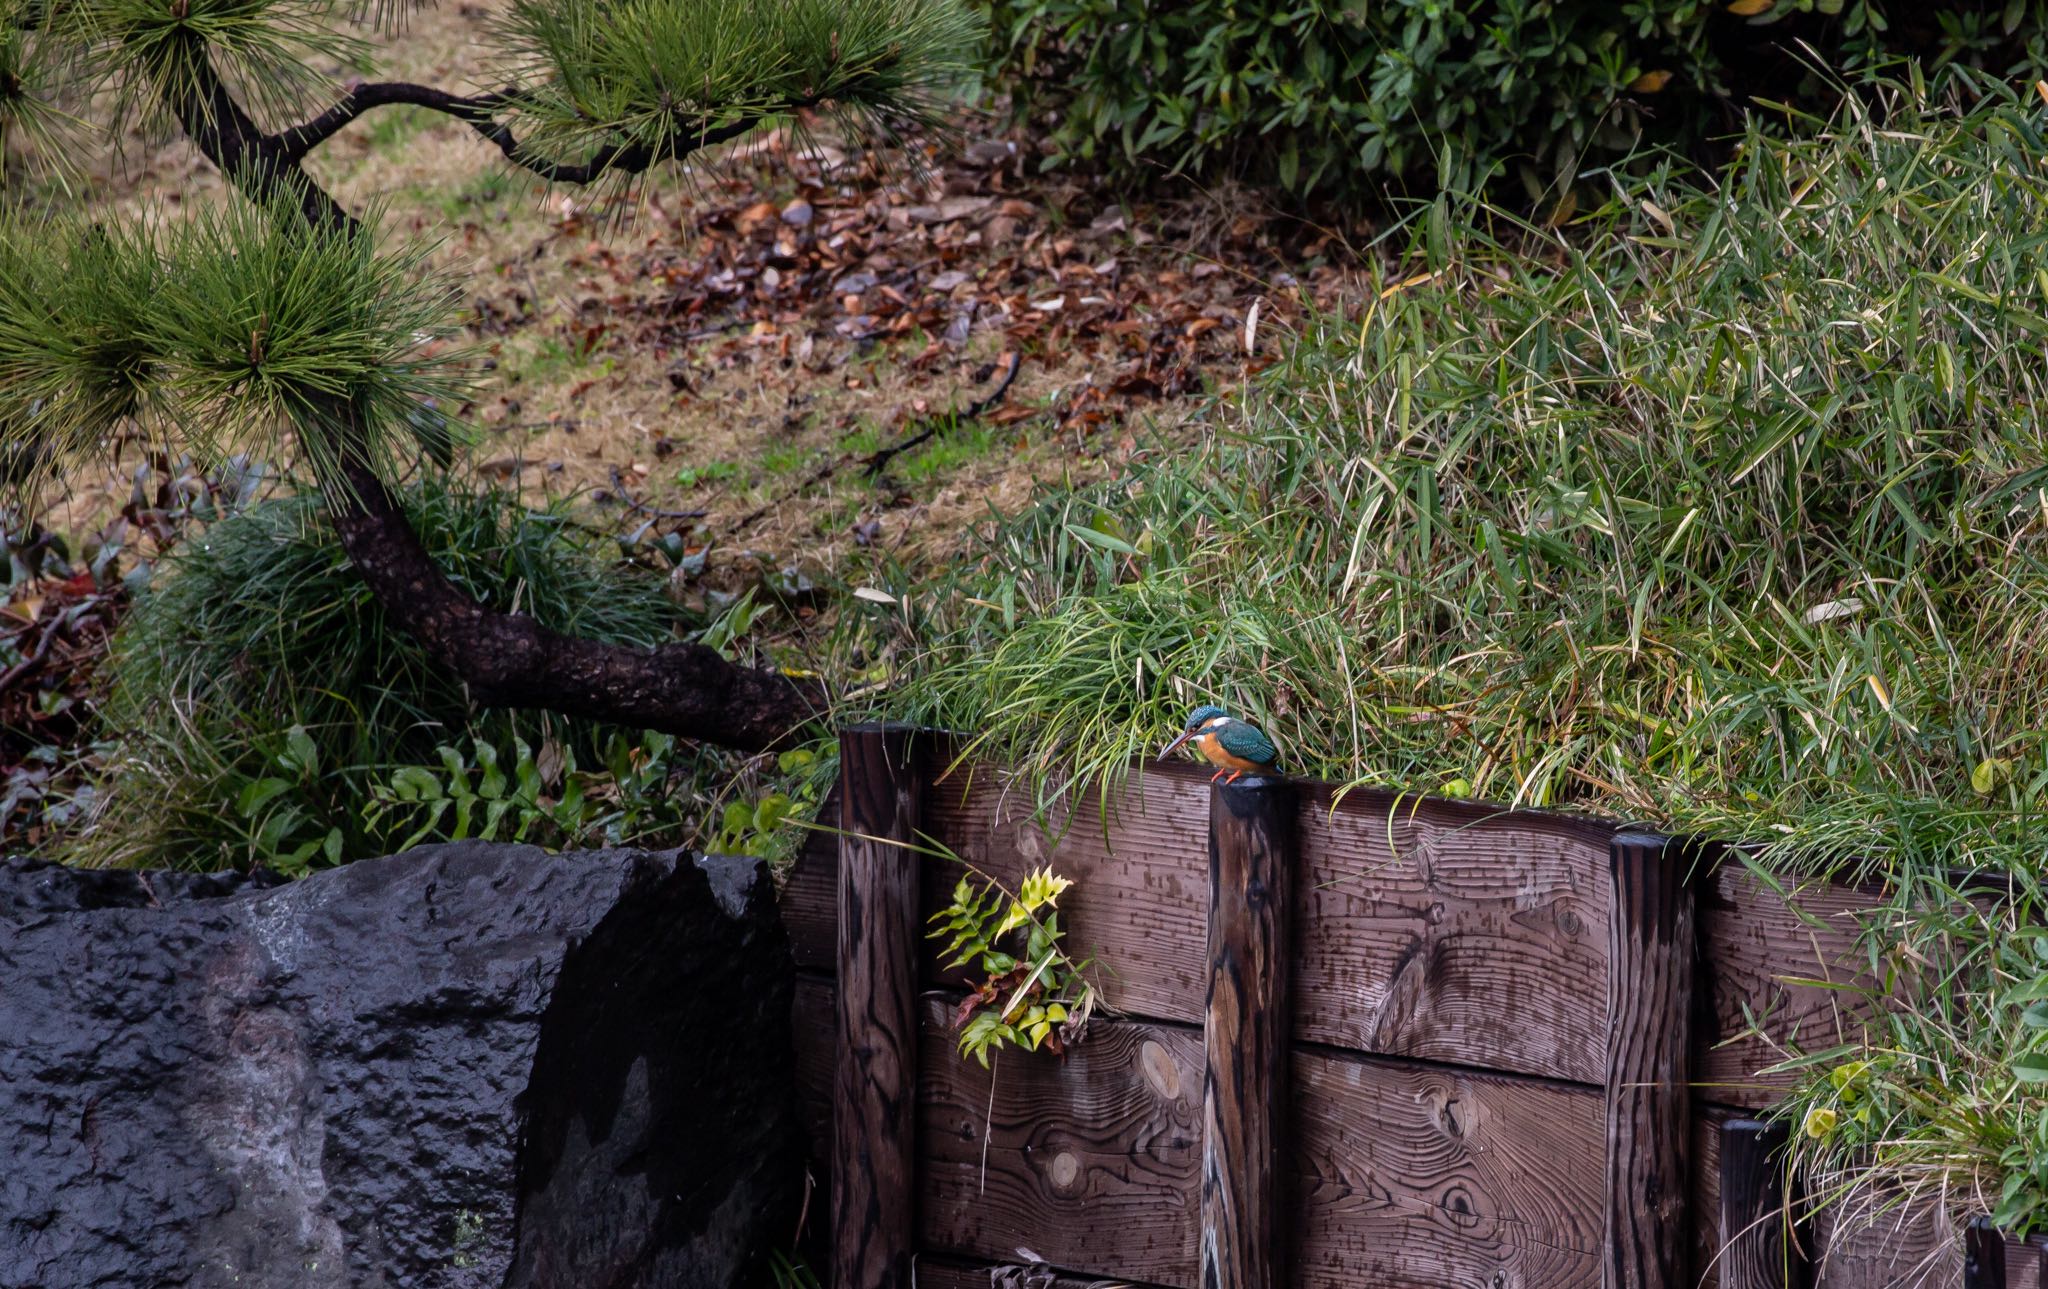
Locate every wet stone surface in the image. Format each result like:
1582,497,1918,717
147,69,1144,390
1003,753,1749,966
0,843,800,1289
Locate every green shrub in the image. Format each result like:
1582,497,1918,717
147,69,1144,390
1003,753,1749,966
985,0,2048,198
73,478,697,873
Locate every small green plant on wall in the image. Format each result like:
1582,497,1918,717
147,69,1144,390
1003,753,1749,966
930,865,1097,1066
709,746,828,862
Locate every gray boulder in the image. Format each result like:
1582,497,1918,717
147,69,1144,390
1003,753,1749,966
0,844,801,1289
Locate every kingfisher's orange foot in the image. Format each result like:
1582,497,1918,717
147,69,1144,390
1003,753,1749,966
1209,769,1227,783
1225,770,1244,785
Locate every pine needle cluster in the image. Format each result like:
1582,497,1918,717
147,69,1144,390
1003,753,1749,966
0,196,468,503
496,0,982,172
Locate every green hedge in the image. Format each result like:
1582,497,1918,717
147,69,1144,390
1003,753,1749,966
986,0,2048,198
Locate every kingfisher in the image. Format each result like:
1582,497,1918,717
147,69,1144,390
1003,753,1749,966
1158,705,1279,785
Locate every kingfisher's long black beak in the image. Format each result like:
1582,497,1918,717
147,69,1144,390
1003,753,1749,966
1159,730,1195,761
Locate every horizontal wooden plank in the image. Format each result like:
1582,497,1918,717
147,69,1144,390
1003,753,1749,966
921,763,1213,1030
1695,867,1889,1108
783,762,1617,1081
793,762,1966,1101
796,976,1603,1287
787,761,2034,1289
912,1253,1167,1287
1291,781,1614,1083
1811,1201,1958,1289
1294,1044,1604,1288
2009,1235,2048,1289
918,998,1202,1285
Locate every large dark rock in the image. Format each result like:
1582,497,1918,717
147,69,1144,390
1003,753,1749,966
0,844,801,1289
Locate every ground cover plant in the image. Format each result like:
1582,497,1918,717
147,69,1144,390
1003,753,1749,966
986,0,2048,200
894,75,2048,1239
74,477,712,872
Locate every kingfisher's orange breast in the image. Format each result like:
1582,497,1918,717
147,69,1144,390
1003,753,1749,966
1194,731,1264,773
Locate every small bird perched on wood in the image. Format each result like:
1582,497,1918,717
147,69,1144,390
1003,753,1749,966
1158,705,1279,785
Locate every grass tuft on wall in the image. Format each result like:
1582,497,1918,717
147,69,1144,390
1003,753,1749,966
890,77,2048,1235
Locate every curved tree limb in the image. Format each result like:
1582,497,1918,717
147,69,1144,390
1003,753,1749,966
272,82,518,163
151,40,829,751
332,458,824,752
271,80,759,183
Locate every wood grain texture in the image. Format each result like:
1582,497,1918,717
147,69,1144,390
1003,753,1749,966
1695,866,1888,1108
1202,778,1293,1289
1696,1104,1729,1289
792,766,1917,1101
924,763,1215,1025
785,760,1618,1081
1719,1118,1811,1289
784,803,841,971
1292,780,1616,1084
917,999,1203,1285
1811,1201,1958,1289
1605,832,1696,1289
832,723,926,1289
1293,1048,1606,1288
913,1254,1175,1287
796,975,1603,1288
794,973,835,1172
1692,1115,2036,1289
2003,1237,2047,1289
923,1024,1608,1289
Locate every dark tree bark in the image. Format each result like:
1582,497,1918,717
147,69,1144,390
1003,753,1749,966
150,40,827,752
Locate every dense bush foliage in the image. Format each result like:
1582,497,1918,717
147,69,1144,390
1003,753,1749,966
73,480,700,873
985,0,2048,198
898,81,2048,1229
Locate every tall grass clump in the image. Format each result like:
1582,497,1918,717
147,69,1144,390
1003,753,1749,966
75,477,694,872
895,75,2048,1232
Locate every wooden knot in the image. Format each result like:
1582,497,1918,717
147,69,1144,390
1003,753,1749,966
1139,1039,1181,1102
1439,1183,1482,1231
1047,1151,1081,1193
1437,1094,1465,1138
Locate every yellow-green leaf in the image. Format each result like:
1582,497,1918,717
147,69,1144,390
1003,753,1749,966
1973,758,2011,796
1802,1105,1838,1138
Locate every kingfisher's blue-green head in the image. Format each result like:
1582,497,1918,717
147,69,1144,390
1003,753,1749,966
1159,705,1229,760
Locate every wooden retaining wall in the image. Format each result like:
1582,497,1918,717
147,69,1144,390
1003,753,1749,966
780,726,2037,1288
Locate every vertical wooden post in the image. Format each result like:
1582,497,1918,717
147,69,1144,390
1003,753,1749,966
1719,1118,1810,1289
1201,775,1295,1289
1605,832,1696,1289
1965,1217,2007,1289
832,723,924,1289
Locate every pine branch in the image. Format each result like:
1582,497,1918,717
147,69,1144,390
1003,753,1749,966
136,40,829,752
329,453,828,752
272,81,515,163
154,33,351,229
271,80,758,182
